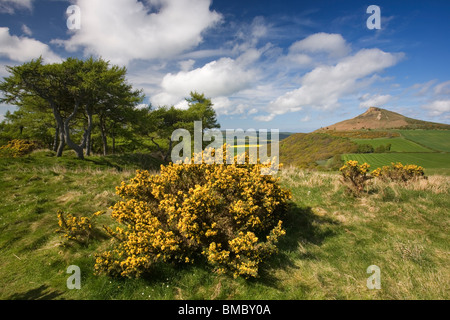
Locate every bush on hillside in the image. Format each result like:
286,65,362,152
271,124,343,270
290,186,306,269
0,139,38,157
371,162,425,182
56,210,104,244
356,144,374,154
94,147,291,279
339,160,372,195
374,143,392,153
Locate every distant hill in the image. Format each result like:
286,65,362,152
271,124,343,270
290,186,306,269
279,107,450,169
315,107,450,132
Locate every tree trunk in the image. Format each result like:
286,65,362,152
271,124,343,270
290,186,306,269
84,106,93,156
112,131,116,154
51,103,66,157
56,130,65,157
86,131,92,156
63,101,84,160
100,120,108,156
53,124,59,152
164,138,173,162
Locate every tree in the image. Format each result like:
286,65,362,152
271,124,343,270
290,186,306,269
184,91,220,130
147,105,186,161
0,57,143,159
145,92,220,162
80,58,143,155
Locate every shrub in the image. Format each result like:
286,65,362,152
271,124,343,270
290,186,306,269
374,143,391,153
371,162,425,182
339,160,372,195
94,148,291,279
357,144,374,154
56,210,104,243
0,139,37,157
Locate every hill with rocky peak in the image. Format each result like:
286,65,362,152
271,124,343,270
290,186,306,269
315,107,450,131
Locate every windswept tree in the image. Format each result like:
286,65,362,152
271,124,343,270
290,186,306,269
79,58,143,156
0,57,143,159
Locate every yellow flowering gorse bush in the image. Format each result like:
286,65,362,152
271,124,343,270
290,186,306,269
340,160,426,195
371,162,425,182
56,210,104,243
56,210,104,242
0,139,37,157
339,160,372,195
95,146,291,278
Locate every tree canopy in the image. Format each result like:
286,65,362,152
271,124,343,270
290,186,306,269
0,58,220,161
0,57,143,159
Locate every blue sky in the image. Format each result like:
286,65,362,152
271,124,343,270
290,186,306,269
1,0,449,132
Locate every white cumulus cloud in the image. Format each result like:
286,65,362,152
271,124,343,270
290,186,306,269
151,57,257,107
55,0,222,65
359,93,392,109
0,27,61,63
422,100,450,116
258,48,403,121
289,33,351,58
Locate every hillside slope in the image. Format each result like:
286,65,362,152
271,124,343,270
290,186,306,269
280,133,358,168
316,107,450,131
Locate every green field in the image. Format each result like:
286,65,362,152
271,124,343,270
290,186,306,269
396,130,450,152
341,130,450,175
342,153,450,174
352,137,433,153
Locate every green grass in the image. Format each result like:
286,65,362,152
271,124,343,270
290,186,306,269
352,137,434,153
0,152,449,300
396,130,450,152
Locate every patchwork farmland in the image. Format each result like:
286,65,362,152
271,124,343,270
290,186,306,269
342,129,450,175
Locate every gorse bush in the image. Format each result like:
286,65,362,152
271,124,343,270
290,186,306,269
339,160,372,195
56,210,104,243
94,147,291,278
371,162,425,182
0,139,37,157
340,160,426,196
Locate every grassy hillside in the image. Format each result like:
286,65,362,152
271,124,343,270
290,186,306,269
0,154,448,300
280,133,358,168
